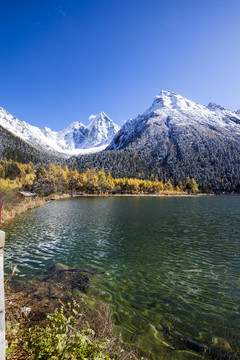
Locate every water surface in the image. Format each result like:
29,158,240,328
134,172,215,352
2,196,240,359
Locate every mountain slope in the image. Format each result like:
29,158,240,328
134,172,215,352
0,107,120,156
0,125,60,164
69,150,150,179
107,91,240,191
108,91,240,151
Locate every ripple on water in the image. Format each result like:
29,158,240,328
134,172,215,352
2,196,240,359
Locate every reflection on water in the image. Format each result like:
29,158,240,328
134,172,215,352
2,196,240,359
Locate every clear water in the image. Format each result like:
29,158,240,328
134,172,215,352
2,196,240,359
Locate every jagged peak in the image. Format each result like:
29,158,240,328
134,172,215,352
60,121,85,134
89,111,110,123
100,111,107,117
87,112,118,132
153,90,175,104
207,103,225,111
42,126,52,131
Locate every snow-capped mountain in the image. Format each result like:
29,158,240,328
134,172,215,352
0,108,120,156
1,91,240,191
108,90,240,151
107,90,240,191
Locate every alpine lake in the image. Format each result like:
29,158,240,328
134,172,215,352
2,195,240,359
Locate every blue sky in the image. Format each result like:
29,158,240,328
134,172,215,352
1,0,240,130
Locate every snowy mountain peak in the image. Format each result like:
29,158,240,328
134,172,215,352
107,90,240,152
100,111,107,117
88,111,112,123
41,126,55,137
152,90,175,108
88,112,120,134
61,121,85,132
87,112,120,145
147,91,240,126
151,90,202,113
0,108,120,156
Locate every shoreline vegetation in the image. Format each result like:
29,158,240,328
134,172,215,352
0,159,200,224
0,193,70,224
5,263,148,360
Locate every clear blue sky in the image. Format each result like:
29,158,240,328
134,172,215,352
1,0,240,130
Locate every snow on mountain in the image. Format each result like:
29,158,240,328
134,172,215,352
108,90,240,150
87,112,120,145
106,90,240,192
143,90,240,130
0,108,120,156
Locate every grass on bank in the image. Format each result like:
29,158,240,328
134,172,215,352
7,302,111,360
5,283,147,360
0,187,46,224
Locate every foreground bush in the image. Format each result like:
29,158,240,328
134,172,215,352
6,282,144,360
7,302,111,360
25,303,110,360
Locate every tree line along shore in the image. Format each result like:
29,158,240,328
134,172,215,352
0,159,199,223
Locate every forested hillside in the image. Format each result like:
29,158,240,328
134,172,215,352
0,125,63,164
106,91,240,193
69,151,151,179
0,160,198,199
69,147,240,193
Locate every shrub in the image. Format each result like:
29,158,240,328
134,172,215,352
24,302,110,360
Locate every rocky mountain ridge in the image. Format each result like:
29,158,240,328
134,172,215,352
0,108,120,156
108,91,240,151
105,91,240,191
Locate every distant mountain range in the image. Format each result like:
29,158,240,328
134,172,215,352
0,91,240,191
0,107,120,155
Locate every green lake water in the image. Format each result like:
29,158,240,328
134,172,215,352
2,196,240,359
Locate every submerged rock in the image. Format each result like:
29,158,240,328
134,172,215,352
164,328,239,360
212,337,232,352
7,263,105,327
48,262,70,272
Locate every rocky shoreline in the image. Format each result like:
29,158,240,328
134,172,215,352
5,263,145,359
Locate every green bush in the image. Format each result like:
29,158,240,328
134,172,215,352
24,303,111,360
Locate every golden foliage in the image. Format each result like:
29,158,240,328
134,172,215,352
0,160,198,197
